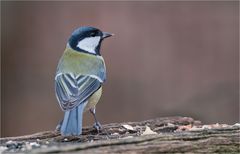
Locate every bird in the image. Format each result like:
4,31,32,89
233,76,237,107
55,26,113,136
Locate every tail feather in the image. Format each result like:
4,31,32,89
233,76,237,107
60,103,84,136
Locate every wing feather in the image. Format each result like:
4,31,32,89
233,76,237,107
55,73,101,111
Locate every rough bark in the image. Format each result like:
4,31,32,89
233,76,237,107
0,116,239,153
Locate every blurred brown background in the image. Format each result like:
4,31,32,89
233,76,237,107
1,1,239,137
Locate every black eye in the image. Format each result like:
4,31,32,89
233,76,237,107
90,32,97,37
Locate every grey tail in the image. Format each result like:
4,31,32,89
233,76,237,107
60,103,84,136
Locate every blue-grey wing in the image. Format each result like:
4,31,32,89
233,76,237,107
55,73,101,111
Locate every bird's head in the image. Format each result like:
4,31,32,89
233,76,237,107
68,26,113,55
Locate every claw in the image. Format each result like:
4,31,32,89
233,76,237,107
93,122,102,133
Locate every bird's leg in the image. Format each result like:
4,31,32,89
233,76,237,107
90,108,110,138
55,120,63,131
90,108,102,132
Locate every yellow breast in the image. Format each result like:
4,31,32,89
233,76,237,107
84,87,102,112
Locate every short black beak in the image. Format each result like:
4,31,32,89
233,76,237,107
102,32,114,39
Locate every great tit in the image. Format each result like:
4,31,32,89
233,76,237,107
55,26,113,136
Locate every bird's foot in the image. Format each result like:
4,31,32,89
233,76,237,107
93,122,110,139
93,121,102,133
55,120,63,132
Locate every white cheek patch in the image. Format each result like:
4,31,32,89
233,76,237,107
77,36,101,54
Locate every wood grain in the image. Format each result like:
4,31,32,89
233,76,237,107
1,117,239,153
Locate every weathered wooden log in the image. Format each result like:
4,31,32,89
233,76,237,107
0,116,239,153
